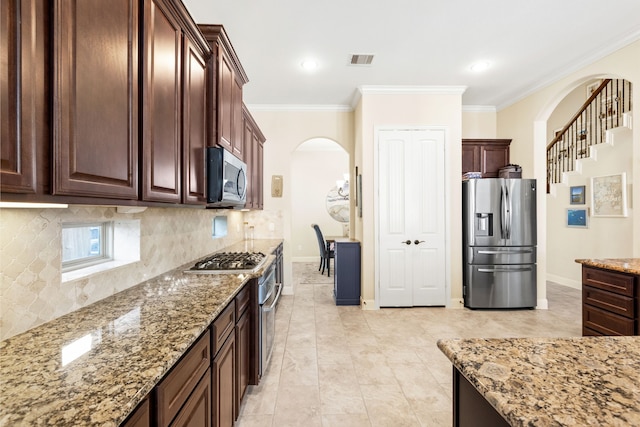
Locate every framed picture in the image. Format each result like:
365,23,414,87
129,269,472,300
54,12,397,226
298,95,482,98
567,208,588,228
356,173,362,218
569,185,586,205
586,80,601,98
591,173,627,217
600,94,619,120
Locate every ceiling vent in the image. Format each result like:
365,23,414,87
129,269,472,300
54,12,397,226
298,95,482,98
349,54,374,65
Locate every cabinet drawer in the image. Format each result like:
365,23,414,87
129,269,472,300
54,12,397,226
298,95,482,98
156,330,210,427
583,305,634,336
583,286,634,318
583,267,635,296
235,284,250,318
212,301,235,355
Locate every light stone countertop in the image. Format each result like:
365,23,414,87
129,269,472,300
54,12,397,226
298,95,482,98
575,258,640,275
0,239,282,426
438,336,640,426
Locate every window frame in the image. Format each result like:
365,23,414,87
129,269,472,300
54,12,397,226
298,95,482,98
61,221,114,272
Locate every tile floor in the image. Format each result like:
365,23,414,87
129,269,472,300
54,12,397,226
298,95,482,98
236,262,582,427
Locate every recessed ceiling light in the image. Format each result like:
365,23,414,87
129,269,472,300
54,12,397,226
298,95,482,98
470,61,491,72
301,59,318,71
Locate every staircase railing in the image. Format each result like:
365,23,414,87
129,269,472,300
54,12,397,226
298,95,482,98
546,79,632,191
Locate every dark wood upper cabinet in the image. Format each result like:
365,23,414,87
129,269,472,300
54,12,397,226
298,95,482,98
242,105,265,210
52,0,139,199
462,139,511,178
1,0,49,195
198,25,248,159
182,34,208,205
142,0,182,203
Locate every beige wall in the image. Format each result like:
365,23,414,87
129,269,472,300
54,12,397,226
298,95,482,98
462,109,497,138
354,88,464,307
248,108,355,293
290,148,349,260
497,39,640,306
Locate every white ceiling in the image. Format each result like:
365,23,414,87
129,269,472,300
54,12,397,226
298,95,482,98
182,0,640,110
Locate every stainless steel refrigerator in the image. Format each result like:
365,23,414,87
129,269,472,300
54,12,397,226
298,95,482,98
462,178,537,308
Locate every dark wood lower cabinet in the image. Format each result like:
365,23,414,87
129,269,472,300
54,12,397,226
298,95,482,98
453,368,509,427
156,330,211,427
121,398,150,427
581,265,639,336
214,332,236,427
171,369,212,427
235,310,250,417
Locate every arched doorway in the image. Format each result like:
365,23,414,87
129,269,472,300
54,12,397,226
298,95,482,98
535,76,635,300
290,138,349,263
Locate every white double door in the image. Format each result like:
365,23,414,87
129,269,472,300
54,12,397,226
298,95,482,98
377,129,447,307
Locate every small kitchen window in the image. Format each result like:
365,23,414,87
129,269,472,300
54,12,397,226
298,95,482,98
62,222,114,272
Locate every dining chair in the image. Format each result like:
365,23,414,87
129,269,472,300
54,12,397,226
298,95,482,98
311,224,335,277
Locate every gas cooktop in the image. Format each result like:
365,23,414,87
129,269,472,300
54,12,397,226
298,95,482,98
187,251,266,274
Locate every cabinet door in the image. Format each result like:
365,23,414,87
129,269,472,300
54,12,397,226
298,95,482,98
1,0,47,194
480,145,509,178
254,139,264,209
52,0,138,199
170,369,212,427
217,50,234,152
242,116,254,208
231,76,243,159
142,0,181,202
213,333,236,427
122,398,150,427
461,144,480,174
235,311,250,416
182,35,207,205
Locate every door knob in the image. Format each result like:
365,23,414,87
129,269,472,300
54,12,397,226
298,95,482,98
402,240,411,245
414,240,425,245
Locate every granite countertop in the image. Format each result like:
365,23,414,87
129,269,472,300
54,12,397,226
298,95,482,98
438,336,640,426
0,239,282,426
575,258,640,275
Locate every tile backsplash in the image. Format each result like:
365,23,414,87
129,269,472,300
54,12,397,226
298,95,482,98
0,206,281,340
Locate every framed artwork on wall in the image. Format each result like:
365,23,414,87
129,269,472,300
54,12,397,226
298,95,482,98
569,185,586,205
567,208,588,228
591,173,627,217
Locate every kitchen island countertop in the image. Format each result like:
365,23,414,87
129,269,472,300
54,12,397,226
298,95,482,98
0,239,282,426
438,336,640,426
575,258,640,275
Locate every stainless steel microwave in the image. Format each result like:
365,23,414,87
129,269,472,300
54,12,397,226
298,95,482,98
206,147,247,208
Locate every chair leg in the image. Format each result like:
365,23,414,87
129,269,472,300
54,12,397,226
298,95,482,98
318,257,323,272
327,257,331,277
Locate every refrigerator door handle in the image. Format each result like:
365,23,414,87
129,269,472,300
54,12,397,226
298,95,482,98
500,185,507,239
478,249,534,254
506,184,512,239
478,267,534,273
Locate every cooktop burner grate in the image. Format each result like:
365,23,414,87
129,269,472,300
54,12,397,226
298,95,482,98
189,251,266,272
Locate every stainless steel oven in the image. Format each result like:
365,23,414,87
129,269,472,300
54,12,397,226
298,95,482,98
258,262,281,376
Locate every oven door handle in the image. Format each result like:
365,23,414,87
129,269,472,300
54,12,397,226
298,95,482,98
264,283,283,312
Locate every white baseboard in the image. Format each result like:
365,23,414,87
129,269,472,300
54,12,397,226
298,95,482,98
546,274,581,290
536,298,549,309
360,298,377,310
282,285,294,295
449,298,465,309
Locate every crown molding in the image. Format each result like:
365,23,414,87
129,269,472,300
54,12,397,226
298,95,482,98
245,104,353,112
462,105,497,113
358,85,467,95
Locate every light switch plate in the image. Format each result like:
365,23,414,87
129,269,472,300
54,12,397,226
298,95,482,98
271,175,283,197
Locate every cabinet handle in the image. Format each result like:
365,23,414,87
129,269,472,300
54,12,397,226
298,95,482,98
414,240,425,245
402,240,411,245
